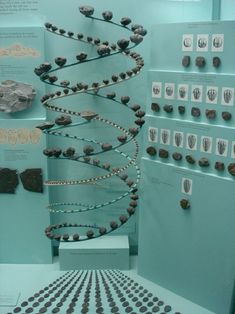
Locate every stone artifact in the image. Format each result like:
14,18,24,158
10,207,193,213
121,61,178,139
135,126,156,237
20,168,43,193
151,102,160,112
213,56,221,68
146,146,157,156
228,163,235,176
191,107,200,117
185,155,196,164
163,104,173,113
180,199,190,210
172,152,182,161
102,11,113,21
178,105,185,114
205,109,216,119
182,56,190,67
117,39,130,50
79,5,94,16
0,168,19,193
195,56,206,67
0,80,36,113
215,161,225,171
222,111,232,121
198,157,210,167
159,149,169,158
213,36,223,48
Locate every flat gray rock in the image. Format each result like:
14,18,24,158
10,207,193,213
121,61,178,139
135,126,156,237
0,80,36,113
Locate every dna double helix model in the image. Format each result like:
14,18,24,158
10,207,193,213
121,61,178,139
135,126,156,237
34,5,146,242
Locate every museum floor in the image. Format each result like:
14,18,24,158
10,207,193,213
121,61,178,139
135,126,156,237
0,256,215,314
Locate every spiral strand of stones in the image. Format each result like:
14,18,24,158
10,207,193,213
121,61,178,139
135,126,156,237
34,5,146,242
7,270,181,314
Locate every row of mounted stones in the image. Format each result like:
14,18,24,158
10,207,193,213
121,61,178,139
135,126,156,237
146,146,235,175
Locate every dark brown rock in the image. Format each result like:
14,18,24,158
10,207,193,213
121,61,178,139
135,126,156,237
191,107,200,117
228,163,235,176
151,103,160,112
55,57,66,67
79,5,94,17
120,17,131,26
117,39,129,50
180,199,190,210
20,169,43,193
163,104,173,113
206,109,216,119
159,149,169,158
222,111,232,121
0,168,19,193
102,11,113,21
36,122,54,130
195,56,206,67
55,115,72,126
215,162,225,171
185,155,195,164
178,105,185,114
182,56,190,67
213,56,221,68
172,152,182,161
101,143,112,151
198,157,210,167
83,145,94,155
146,146,157,156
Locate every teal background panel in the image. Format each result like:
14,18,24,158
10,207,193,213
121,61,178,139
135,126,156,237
138,158,235,314
148,70,235,126
151,21,235,74
0,119,52,263
0,26,46,119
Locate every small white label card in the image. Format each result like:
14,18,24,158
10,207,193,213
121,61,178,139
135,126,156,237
181,178,193,195
221,87,234,106
200,136,212,154
197,34,209,52
191,85,203,103
173,131,184,148
231,141,235,159
182,34,194,51
212,34,224,52
177,84,189,101
206,86,218,104
160,129,171,145
152,82,162,98
186,133,197,150
164,83,175,100
148,127,158,142
215,138,228,157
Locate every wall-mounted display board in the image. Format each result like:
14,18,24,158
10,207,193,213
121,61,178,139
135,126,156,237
0,119,52,263
0,26,45,119
138,21,235,314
